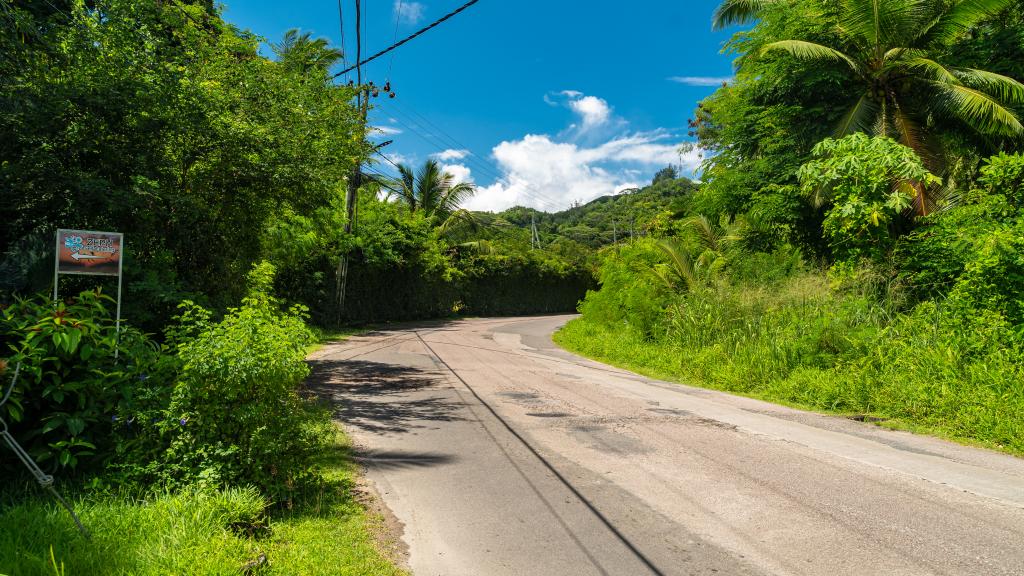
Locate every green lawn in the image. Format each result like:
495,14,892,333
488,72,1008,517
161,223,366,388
0,434,406,576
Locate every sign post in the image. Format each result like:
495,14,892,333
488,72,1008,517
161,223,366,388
54,229,124,357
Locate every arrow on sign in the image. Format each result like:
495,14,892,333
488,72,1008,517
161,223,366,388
71,253,106,260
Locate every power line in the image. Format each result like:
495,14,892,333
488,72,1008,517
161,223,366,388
332,0,483,78
387,0,404,80
336,0,348,79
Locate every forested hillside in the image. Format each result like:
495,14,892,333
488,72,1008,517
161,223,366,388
558,0,1024,455
481,169,699,248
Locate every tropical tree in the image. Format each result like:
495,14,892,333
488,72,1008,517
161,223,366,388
271,28,344,76
651,216,742,291
394,159,476,232
712,0,1024,176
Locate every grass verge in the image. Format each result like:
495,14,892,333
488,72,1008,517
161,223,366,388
0,432,406,576
554,313,1024,457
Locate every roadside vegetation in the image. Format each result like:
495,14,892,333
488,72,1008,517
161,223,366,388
558,0,1024,455
4,0,1024,571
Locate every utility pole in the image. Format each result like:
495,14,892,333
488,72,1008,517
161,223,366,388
613,221,617,244
335,0,366,324
530,213,539,249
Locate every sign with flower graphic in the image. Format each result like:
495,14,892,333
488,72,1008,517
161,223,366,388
55,229,122,276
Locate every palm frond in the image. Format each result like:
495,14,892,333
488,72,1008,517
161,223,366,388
840,0,924,52
685,215,721,252
436,208,478,236
954,68,1024,105
916,0,1016,47
761,40,860,72
655,239,699,292
835,93,880,136
712,0,779,30
900,56,961,84
930,81,1024,135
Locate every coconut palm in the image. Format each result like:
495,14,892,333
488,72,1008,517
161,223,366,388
395,159,477,232
271,29,343,76
711,0,1024,166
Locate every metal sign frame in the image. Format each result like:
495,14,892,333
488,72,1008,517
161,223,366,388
53,229,125,357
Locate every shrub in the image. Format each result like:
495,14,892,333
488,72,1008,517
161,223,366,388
158,263,331,500
0,290,170,473
977,152,1024,209
797,134,940,263
577,239,675,338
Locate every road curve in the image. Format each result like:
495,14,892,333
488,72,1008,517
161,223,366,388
307,315,1024,576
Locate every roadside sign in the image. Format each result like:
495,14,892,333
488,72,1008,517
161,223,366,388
53,229,125,357
55,230,122,276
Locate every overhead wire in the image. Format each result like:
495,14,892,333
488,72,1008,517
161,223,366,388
336,0,348,81
332,0,483,78
387,0,404,81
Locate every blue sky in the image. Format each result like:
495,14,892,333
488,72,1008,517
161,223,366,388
222,0,738,211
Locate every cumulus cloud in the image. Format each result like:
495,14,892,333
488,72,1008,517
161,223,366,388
441,163,473,184
394,0,425,25
668,76,733,86
464,132,703,212
433,148,469,161
568,96,611,131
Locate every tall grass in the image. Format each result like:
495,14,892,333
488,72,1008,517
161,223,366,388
0,434,406,576
556,272,1024,454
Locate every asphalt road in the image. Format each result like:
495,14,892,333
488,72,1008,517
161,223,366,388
307,315,1024,576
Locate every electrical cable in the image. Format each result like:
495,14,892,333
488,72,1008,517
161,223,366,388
333,0,483,78
337,0,348,80
387,0,404,81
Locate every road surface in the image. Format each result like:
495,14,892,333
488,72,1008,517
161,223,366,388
307,315,1024,576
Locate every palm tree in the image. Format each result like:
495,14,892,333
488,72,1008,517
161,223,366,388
395,159,477,232
271,29,343,76
711,0,1024,169
651,216,742,291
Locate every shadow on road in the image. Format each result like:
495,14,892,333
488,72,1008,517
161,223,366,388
350,449,457,470
305,359,466,435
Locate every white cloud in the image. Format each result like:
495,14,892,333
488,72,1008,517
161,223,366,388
394,1,425,25
568,95,611,131
668,76,733,86
372,125,403,136
464,132,703,212
559,89,583,98
433,148,469,161
441,163,473,184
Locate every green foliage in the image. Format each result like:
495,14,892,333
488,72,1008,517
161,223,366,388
977,151,1024,207
483,178,698,249
0,0,365,329
0,290,170,472
561,271,1024,454
945,218,1024,325
798,134,940,263
160,263,330,500
577,240,675,338
0,438,407,576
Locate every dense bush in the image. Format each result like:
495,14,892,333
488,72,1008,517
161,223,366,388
797,134,940,265
577,240,675,338
2,263,333,501
157,263,331,499
0,290,171,473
